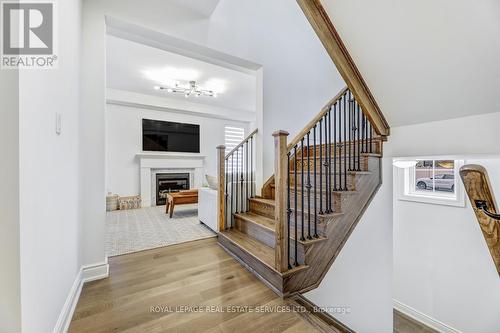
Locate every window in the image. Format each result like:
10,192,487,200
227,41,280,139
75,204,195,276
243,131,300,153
224,126,245,169
396,158,465,207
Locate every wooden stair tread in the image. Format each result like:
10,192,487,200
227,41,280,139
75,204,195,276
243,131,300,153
235,212,275,230
220,229,275,269
249,197,276,206
291,235,328,246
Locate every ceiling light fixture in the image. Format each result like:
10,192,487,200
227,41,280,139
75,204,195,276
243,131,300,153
155,80,217,98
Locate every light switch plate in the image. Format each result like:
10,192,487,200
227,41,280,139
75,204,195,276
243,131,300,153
55,113,62,135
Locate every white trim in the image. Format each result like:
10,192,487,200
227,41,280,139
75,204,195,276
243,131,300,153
82,259,109,283
52,270,83,333
396,159,465,207
53,260,109,333
394,300,462,333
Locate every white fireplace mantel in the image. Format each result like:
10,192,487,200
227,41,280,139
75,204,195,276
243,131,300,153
137,152,206,207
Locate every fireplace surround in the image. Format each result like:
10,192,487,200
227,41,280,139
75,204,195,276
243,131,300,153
137,152,206,207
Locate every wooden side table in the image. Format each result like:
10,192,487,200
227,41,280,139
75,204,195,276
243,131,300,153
165,189,199,218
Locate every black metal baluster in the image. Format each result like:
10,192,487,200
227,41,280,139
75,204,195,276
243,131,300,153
352,97,356,171
357,103,361,171
343,92,347,190
361,113,365,153
306,133,312,239
348,91,352,171
369,121,373,153
236,149,239,214
246,141,249,211
225,158,228,229
338,96,343,192
294,145,298,266
319,119,323,215
231,154,234,228
240,146,244,213
364,112,368,153
300,138,305,241
287,152,292,269
328,109,332,213
250,136,254,198
333,103,338,191
323,115,328,214
313,125,318,238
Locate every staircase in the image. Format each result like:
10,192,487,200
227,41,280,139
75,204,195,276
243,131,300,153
215,87,389,297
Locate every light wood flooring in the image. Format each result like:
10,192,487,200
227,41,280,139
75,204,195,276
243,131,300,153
394,310,438,333
69,238,322,333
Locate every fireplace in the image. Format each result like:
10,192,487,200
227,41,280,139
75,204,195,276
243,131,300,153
156,173,190,205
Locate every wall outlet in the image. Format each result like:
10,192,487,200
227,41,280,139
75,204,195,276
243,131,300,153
55,113,62,135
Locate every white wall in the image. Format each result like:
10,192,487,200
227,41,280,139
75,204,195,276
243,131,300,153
17,0,82,332
206,0,345,178
394,157,500,333
82,0,343,267
0,68,21,332
105,103,249,196
305,158,394,333
389,113,500,333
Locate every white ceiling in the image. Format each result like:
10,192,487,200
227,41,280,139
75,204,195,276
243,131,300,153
106,35,256,113
321,0,500,127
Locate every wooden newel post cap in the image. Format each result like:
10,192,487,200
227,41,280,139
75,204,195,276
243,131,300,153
216,145,226,150
272,130,289,137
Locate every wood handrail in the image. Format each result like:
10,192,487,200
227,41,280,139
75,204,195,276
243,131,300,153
225,129,258,159
297,0,390,137
286,87,348,152
460,164,500,276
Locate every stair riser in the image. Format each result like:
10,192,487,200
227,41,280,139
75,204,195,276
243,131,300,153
288,222,327,238
288,190,357,214
289,173,356,191
234,217,276,249
292,158,370,173
249,200,275,219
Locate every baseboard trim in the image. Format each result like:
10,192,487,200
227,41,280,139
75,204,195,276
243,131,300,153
394,300,461,333
82,258,109,283
52,269,83,333
53,260,109,333
293,295,355,333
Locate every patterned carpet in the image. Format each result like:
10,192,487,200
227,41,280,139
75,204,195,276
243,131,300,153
105,204,216,257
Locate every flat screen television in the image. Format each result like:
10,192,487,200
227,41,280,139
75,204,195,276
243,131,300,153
142,119,200,153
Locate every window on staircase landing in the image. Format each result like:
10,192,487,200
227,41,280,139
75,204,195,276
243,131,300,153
397,158,465,207
224,126,245,171
414,160,456,194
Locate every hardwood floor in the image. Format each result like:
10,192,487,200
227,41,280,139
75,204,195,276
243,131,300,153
394,310,438,333
69,238,321,333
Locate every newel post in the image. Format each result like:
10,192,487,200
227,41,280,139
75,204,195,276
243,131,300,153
273,130,289,272
216,145,226,232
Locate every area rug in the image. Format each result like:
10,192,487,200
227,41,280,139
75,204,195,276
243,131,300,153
105,204,216,257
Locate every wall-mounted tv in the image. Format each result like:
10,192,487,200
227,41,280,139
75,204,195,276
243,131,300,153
142,119,200,153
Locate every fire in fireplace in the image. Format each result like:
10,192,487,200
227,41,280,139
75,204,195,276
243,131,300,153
156,173,190,205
